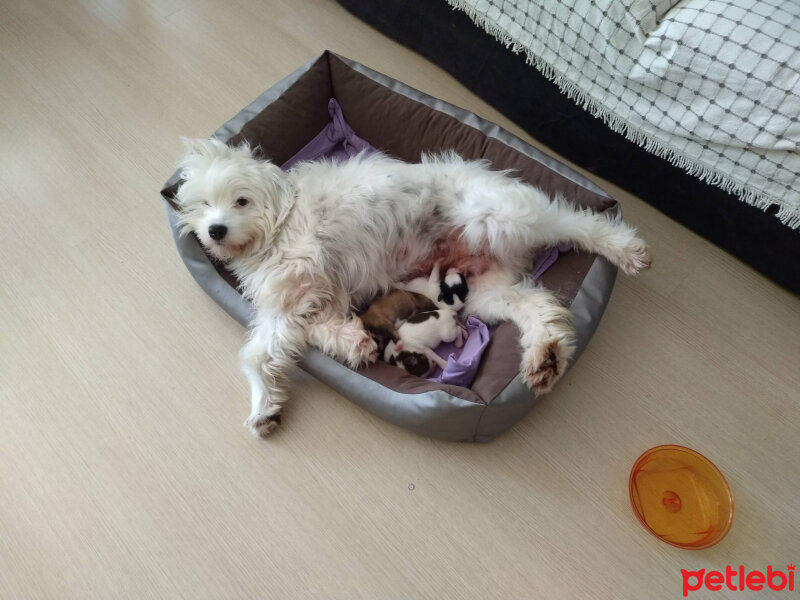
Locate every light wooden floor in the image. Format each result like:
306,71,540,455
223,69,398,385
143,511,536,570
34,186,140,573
1,1,798,598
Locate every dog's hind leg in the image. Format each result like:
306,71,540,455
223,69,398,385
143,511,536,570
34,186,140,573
423,347,449,371
453,168,650,275
531,201,651,275
464,267,575,394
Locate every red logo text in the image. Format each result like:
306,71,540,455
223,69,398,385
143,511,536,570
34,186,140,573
681,565,795,596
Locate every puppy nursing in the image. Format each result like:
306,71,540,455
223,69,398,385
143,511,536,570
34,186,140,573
358,290,437,348
385,308,467,377
360,263,470,378
175,138,651,436
399,261,468,311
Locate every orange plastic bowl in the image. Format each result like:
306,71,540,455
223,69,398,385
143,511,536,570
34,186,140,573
629,445,734,550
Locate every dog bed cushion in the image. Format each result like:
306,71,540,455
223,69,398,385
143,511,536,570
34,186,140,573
160,51,619,442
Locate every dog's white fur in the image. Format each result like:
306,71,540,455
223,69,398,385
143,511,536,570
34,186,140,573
176,138,650,436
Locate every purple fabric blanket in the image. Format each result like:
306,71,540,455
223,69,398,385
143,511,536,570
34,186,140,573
427,316,491,387
532,243,573,280
281,99,373,169
279,98,569,388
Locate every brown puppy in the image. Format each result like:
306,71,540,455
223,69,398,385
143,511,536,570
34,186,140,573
358,290,437,348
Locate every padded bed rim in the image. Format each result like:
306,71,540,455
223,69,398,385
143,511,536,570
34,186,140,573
161,50,618,441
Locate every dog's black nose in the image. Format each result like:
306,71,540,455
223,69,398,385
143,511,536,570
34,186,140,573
208,224,227,241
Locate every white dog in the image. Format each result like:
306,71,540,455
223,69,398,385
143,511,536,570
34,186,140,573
175,138,650,436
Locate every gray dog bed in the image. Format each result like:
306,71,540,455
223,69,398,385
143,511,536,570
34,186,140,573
160,51,618,442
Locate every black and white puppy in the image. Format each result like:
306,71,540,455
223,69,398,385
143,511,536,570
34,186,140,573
384,308,467,377
439,267,468,309
400,262,468,311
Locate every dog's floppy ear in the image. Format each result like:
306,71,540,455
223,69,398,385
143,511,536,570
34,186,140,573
178,137,226,180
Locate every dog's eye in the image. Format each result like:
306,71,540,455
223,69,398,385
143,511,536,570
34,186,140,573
235,197,249,207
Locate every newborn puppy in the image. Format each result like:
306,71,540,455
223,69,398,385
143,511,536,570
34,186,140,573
400,262,469,310
439,267,468,310
358,290,437,348
383,344,434,378
384,308,467,377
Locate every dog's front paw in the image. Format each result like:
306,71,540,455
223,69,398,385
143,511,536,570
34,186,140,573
617,237,652,275
347,333,378,368
521,338,570,394
245,411,282,437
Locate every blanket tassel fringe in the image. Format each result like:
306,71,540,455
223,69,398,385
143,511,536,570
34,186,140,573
445,0,800,229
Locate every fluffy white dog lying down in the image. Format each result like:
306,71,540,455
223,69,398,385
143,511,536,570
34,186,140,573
176,139,650,436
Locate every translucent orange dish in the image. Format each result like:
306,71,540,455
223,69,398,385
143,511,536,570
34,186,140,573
629,445,734,550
